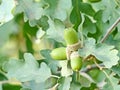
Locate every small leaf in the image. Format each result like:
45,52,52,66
0,72,7,81
83,16,96,36
0,55,8,69
79,2,95,16
53,0,72,21
36,15,49,31
111,64,120,76
46,18,65,43
2,83,21,90
57,77,72,90
70,0,82,29
40,0,72,21
79,72,94,87
40,49,60,74
103,75,120,90
0,0,15,24
35,62,51,83
22,80,48,90
88,69,106,83
59,61,73,77
36,28,45,39
45,76,58,89
15,0,44,26
0,19,18,47
81,83,98,90
70,82,81,90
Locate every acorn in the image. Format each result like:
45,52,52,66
70,52,82,71
64,28,79,46
50,47,67,60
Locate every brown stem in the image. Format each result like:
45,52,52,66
100,17,120,43
81,63,105,73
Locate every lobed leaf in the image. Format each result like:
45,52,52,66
78,38,119,68
3,53,51,82
57,77,72,90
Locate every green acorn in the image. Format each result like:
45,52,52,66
64,28,79,45
50,47,67,60
70,52,82,71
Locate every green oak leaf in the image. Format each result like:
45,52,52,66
114,24,120,40
36,15,49,31
0,0,15,24
112,64,120,77
15,0,44,26
44,76,58,89
0,54,8,69
70,82,81,90
83,15,96,36
53,0,72,21
0,19,18,47
0,0,2,4
70,0,82,29
22,80,48,90
57,77,72,90
3,53,51,82
40,49,60,75
81,83,98,90
88,69,106,83
103,75,120,90
43,0,72,21
79,72,94,87
78,38,119,68
46,18,65,43
2,83,21,90
94,11,120,41
79,2,95,16
101,0,119,23
59,61,73,77
92,0,120,23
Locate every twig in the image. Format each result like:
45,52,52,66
100,17,120,43
81,63,105,73
0,80,9,84
93,59,103,70
78,13,85,48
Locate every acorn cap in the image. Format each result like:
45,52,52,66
66,41,81,60
70,51,80,59
67,41,81,51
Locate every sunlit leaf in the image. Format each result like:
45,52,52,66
45,76,58,89
46,18,65,43
0,0,15,24
78,38,119,68
103,75,120,90
70,82,81,90
3,53,51,82
40,49,60,74
15,0,43,26
57,77,72,90
0,19,18,47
